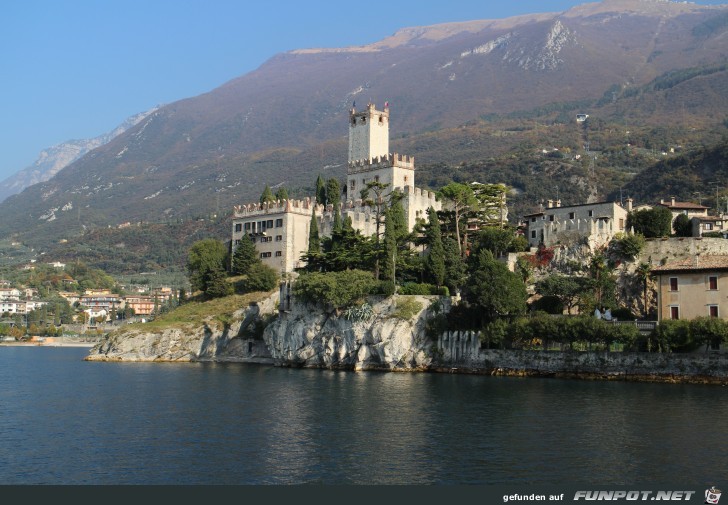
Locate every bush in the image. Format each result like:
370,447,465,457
376,280,396,297
239,263,278,293
294,270,377,310
438,286,450,296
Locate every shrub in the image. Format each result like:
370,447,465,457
391,297,423,320
240,263,278,293
294,270,377,310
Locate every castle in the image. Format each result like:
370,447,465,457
231,102,440,273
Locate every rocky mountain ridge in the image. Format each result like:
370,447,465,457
0,107,158,203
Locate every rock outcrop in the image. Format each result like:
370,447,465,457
264,295,439,371
85,293,278,362
85,293,440,370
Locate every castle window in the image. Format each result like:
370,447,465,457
266,220,274,228
351,118,356,126
276,235,283,242
234,239,241,245
275,251,282,257
244,223,251,231
361,117,366,124
669,277,678,291
670,306,679,320
569,212,575,219
531,231,536,239
404,176,408,184
275,219,283,227
588,210,594,217
260,252,272,259
374,176,379,183
379,115,383,124
235,223,242,232
549,215,554,222
350,180,356,192
619,218,625,230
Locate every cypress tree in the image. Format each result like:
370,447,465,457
274,187,289,201
260,185,275,204
382,192,406,285
315,175,327,205
326,178,341,207
308,210,321,255
425,207,446,287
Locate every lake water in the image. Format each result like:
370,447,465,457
0,346,726,485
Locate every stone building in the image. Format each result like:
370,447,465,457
522,199,630,249
231,103,440,273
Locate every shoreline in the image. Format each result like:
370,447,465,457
1,342,98,348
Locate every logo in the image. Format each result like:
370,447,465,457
706,488,722,505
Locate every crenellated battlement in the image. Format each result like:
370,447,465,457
232,198,318,218
348,152,415,174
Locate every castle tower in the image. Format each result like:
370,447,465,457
348,102,389,163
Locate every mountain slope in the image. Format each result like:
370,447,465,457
1,0,727,249
0,108,158,203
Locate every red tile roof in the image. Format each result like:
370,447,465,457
651,255,728,273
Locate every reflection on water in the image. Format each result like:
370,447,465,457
0,347,726,484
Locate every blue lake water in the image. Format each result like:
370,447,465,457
0,346,726,485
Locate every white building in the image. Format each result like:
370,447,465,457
232,102,440,273
523,199,630,249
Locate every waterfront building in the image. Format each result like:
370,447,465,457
651,255,728,328
231,102,440,273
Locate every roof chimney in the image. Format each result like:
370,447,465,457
556,199,562,208
547,200,554,208
626,197,633,211
671,196,676,206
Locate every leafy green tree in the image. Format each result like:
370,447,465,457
274,187,289,201
260,185,275,204
635,262,652,317
689,317,728,351
424,207,445,287
473,227,516,259
535,274,590,315
465,249,527,324
232,237,259,275
438,182,478,257
187,239,229,294
608,232,646,261
673,213,692,237
627,206,673,238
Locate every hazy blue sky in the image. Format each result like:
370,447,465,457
1,0,726,180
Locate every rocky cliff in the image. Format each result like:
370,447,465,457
85,294,440,370
86,293,278,363
263,295,439,371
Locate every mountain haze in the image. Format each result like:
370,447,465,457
1,0,728,251
0,108,158,203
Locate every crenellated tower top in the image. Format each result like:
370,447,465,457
348,102,390,164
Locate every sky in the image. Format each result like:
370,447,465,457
1,0,726,181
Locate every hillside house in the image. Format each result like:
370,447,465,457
523,199,630,249
656,197,708,233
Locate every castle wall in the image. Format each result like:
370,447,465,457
348,103,389,163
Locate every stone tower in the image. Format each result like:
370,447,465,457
348,102,389,163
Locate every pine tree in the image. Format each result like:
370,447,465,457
260,185,275,204
232,236,260,275
425,207,446,287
